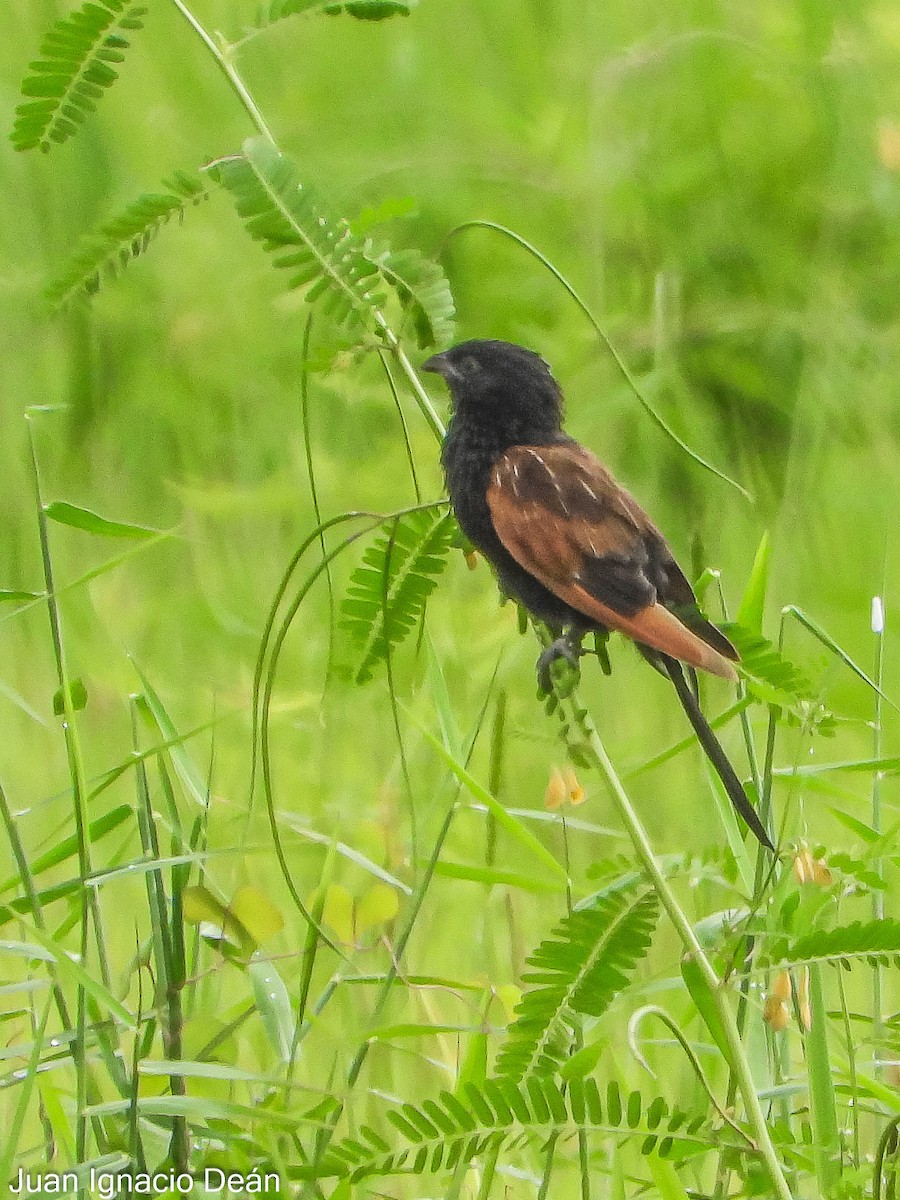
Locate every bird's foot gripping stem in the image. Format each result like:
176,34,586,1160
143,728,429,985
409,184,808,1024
537,632,585,696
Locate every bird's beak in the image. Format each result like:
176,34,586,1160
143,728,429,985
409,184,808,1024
421,352,455,380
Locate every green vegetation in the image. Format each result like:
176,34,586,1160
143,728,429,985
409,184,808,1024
3,1,900,1196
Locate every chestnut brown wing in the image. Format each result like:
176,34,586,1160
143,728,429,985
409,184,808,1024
486,442,738,680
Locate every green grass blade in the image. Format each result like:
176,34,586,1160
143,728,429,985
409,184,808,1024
44,500,159,539
409,713,568,883
805,965,842,1196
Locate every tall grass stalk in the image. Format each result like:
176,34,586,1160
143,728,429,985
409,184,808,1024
871,594,885,1064
28,420,109,1184
557,686,794,1200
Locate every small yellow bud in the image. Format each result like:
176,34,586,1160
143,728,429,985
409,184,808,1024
793,845,833,888
770,969,792,1004
812,858,833,887
793,847,815,885
764,996,790,1032
563,767,585,806
464,550,478,571
544,766,567,811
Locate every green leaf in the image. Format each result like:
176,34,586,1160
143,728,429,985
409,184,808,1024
301,1076,722,1181
266,0,414,21
804,966,841,1196
0,993,53,1184
495,890,658,1080
409,716,568,884
130,659,209,806
349,196,417,236
341,510,455,682
428,859,565,894
6,921,135,1027
680,956,735,1070
181,885,254,953
777,756,900,778
648,1156,692,1200
827,808,880,843
13,0,148,154
327,0,414,16
248,954,294,1062
44,501,158,539
0,804,132,897
229,885,284,946
735,531,770,635
0,590,42,603
208,140,380,322
52,677,88,715
207,138,453,348
83,1093,301,1127
208,137,383,336
721,622,814,708
368,243,456,348
765,919,900,970
46,172,208,309
559,1037,605,1080
784,604,900,713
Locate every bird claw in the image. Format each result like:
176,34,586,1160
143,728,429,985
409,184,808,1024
537,635,584,695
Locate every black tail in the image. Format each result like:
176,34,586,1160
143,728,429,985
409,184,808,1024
663,657,774,853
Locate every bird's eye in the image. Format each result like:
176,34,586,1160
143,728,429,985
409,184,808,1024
460,355,481,377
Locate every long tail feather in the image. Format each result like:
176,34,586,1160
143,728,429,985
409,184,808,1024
663,657,774,852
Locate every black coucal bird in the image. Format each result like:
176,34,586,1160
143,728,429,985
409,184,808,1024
423,339,773,852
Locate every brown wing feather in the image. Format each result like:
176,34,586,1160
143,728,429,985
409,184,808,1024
487,443,738,681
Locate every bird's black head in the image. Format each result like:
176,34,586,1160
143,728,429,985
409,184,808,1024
423,339,564,441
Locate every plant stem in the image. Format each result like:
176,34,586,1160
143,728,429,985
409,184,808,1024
382,328,446,439
439,220,751,501
564,694,793,1200
169,0,276,144
171,0,448,449
871,594,885,1065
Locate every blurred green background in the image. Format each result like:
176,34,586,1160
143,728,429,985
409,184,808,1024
4,0,897,814
2,0,899,1183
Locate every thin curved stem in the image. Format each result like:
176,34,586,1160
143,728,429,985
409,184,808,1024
172,0,447,451
169,0,276,144
380,326,445,440
628,1004,753,1144
440,219,751,501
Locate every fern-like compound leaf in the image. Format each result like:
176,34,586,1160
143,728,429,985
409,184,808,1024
341,510,455,683
207,137,454,348
207,138,388,338
764,918,900,972
45,172,208,310
301,1076,732,1181
721,622,814,709
495,889,659,1081
266,0,414,23
370,245,456,349
13,0,148,153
